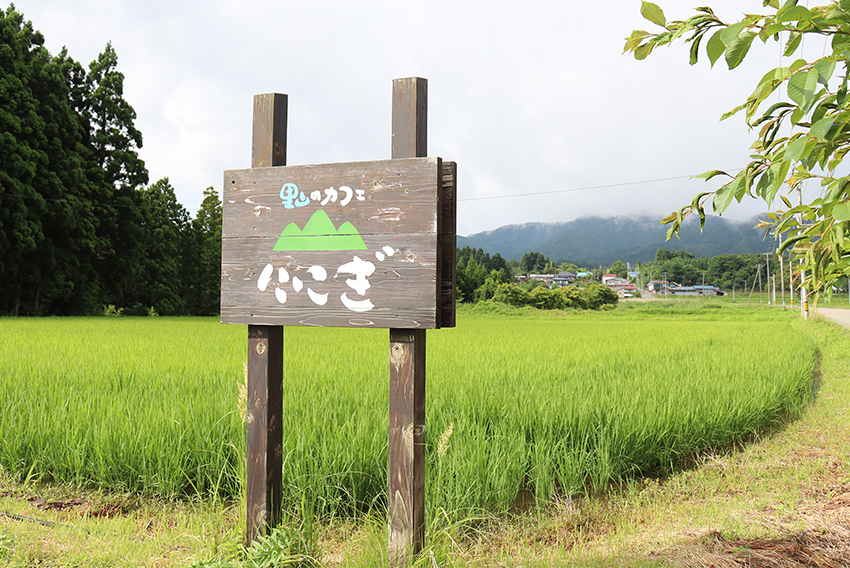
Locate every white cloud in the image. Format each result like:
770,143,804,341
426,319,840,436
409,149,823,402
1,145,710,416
11,0,813,232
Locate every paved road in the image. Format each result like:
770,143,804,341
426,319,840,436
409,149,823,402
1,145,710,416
816,307,850,329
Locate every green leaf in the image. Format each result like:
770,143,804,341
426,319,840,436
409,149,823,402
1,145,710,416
689,32,703,65
715,176,745,214
777,5,813,23
640,1,667,28
813,59,836,87
811,116,836,140
787,69,818,108
725,31,757,69
832,202,850,221
790,105,806,125
713,182,735,213
785,136,809,161
789,58,808,72
706,29,726,67
721,101,749,121
833,33,850,53
720,22,746,46
760,23,787,40
784,32,802,56
634,42,655,60
693,169,730,181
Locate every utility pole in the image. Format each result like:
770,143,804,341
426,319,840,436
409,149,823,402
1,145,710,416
764,252,771,306
778,239,786,310
772,274,776,307
798,187,809,319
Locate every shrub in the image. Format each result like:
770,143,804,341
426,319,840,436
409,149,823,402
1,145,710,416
581,284,618,310
492,283,531,307
556,285,586,309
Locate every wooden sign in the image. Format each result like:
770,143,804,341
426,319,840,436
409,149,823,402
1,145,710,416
221,157,455,328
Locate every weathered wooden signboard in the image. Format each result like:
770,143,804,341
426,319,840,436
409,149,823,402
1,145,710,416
222,158,455,328
224,79,450,566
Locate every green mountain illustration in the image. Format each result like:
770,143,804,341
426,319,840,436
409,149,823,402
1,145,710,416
273,210,367,251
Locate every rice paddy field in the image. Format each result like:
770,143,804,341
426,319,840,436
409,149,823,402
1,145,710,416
0,302,818,527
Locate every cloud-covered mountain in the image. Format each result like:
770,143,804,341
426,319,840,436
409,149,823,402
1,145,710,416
457,215,776,267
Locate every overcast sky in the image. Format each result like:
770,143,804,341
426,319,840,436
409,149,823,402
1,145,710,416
12,1,825,236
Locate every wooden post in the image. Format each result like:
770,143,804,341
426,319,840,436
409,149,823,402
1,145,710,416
246,93,287,545
388,77,427,567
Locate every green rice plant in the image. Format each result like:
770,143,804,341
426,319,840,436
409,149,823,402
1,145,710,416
0,306,817,526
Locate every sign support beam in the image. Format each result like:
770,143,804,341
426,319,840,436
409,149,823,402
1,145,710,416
388,77,427,567
246,93,287,545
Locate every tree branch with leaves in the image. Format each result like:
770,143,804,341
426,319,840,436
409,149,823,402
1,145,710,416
625,0,850,301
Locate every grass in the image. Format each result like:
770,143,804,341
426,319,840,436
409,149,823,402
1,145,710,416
0,300,837,566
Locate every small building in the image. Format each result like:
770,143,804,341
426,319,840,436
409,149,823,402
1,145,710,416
602,274,629,286
552,271,577,287
647,280,669,294
669,285,717,296
527,274,555,285
609,282,639,298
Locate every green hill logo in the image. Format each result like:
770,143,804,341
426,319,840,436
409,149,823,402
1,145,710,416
273,210,367,251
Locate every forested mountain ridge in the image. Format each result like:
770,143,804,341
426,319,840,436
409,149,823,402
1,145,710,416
458,214,775,266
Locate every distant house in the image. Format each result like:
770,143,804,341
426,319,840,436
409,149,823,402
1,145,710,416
647,280,669,294
576,271,593,280
602,274,629,286
670,285,717,296
552,272,577,287
609,282,639,297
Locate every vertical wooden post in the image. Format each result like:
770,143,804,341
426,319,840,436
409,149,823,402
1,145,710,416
246,93,287,545
388,77,427,567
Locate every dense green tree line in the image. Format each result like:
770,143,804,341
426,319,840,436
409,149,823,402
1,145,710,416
636,248,786,292
0,6,221,316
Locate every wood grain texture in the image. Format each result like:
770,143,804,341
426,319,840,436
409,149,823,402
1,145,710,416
221,158,444,328
392,78,427,160
388,328,426,566
252,94,287,168
439,161,457,328
246,92,286,547
389,77,428,568
246,325,283,544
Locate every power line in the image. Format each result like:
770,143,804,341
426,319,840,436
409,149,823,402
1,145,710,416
458,170,740,202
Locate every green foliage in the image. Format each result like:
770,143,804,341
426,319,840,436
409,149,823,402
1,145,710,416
245,514,319,568
456,247,513,303
0,7,224,316
519,251,553,274
473,269,509,302
626,1,850,301
580,283,619,310
608,260,628,278
529,285,562,310
102,304,124,317
493,282,617,311
655,248,694,263
492,282,531,307
520,279,547,292
557,285,586,309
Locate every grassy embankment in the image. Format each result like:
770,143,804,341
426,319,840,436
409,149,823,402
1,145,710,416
0,299,841,566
